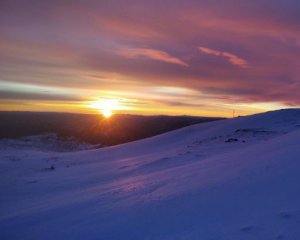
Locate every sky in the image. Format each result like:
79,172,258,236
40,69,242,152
1,0,300,117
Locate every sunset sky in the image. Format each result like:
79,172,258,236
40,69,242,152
1,0,300,117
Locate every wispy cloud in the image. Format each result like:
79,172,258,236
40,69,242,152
198,47,247,68
0,90,82,101
1,0,300,115
117,48,188,67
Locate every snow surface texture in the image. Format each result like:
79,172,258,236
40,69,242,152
1,109,300,240
0,134,98,152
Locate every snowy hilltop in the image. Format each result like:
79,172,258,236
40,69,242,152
1,109,300,240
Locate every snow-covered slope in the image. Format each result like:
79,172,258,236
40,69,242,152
1,109,300,240
0,134,97,152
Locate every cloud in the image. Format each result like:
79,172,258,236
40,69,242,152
0,90,82,102
198,47,247,67
1,0,300,114
117,48,188,67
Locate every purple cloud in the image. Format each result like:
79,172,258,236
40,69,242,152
1,0,300,115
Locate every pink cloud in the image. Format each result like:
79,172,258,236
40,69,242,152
2,0,300,110
198,47,247,68
117,47,188,67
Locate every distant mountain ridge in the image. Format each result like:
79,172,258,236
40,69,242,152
0,111,222,146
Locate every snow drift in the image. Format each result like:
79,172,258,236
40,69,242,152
1,109,300,240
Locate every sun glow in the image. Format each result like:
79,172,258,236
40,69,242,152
89,99,121,118
102,109,112,118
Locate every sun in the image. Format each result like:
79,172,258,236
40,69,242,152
89,99,120,118
102,109,112,118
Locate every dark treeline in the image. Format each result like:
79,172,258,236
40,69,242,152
0,112,223,146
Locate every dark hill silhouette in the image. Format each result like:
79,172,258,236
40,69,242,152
0,112,223,146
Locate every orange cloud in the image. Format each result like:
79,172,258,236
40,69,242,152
198,47,247,68
117,48,188,67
